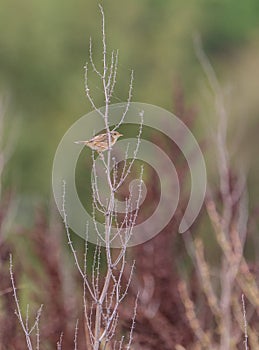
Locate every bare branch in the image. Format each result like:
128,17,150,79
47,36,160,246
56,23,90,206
10,254,43,350
241,294,249,350
74,319,79,350
62,180,96,301
57,333,63,350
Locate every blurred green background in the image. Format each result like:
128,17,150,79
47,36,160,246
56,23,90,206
1,0,259,204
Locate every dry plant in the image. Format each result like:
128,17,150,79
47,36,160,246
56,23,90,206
117,87,197,350
62,5,143,349
176,36,259,350
6,9,259,350
114,43,259,350
8,5,142,350
9,254,43,350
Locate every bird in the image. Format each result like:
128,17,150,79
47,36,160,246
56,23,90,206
74,130,123,153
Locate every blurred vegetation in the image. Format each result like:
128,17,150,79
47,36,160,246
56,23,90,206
1,0,259,201
1,1,259,348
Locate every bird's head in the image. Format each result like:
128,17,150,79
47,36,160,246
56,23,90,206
111,130,123,139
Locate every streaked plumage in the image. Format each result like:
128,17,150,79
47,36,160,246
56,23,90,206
75,130,123,153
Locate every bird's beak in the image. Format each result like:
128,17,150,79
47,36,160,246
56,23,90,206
118,133,123,137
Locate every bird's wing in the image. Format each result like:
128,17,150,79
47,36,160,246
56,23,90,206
90,133,107,142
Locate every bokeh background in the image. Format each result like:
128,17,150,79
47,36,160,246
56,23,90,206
1,0,259,349
1,0,259,199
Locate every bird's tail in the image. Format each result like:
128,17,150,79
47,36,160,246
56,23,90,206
74,140,87,144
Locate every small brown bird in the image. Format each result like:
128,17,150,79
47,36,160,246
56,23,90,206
75,130,123,153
